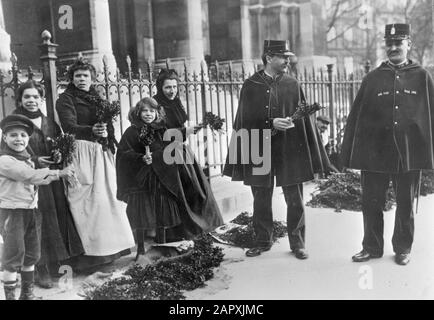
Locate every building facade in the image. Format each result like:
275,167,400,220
0,0,330,73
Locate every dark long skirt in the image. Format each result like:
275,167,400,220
38,181,84,269
126,172,182,231
166,144,224,239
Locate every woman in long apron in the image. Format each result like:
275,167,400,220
55,59,135,271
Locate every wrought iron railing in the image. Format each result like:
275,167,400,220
0,30,370,180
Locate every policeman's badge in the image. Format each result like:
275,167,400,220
391,26,396,35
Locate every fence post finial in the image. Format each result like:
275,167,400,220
41,30,52,45
39,30,58,124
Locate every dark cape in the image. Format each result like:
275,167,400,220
153,92,224,237
13,109,84,266
341,61,434,172
223,71,330,187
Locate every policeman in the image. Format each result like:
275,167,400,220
223,40,329,259
341,24,434,265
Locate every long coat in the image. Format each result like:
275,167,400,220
153,92,224,236
223,71,329,187
341,61,434,173
116,123,179,201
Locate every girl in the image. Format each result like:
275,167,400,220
116,97,182,259
13,80,84,288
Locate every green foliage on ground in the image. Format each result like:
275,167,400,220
307,171,395,212
84,234,224,300
307,170,434,212
213,212,287,248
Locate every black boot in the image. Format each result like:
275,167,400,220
2,281,17,300
19,271,40,300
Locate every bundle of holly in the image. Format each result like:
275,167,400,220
197,112,225,135
420,170,434,196
290,101,324,121
96,99,121,153
307,171,395,212
83,234,224,300
48,133,76,167
212,212,287,248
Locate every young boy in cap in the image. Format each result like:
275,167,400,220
0,114,74,300
342,23,434,265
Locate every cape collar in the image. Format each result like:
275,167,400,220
379,59,419,71
248,70,284,86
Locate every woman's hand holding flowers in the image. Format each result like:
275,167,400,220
92,122,108,138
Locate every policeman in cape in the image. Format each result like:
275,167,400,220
341,23,434,265
223,40,330,259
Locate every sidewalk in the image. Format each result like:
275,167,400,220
1,177,433,300
187,178,434,300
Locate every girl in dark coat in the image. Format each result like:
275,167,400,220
13,80,84,287
152,69,224,241
116,98,182,258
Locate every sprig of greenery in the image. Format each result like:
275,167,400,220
48,133,76,167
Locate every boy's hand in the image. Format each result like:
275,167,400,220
38,156,55,168
59,166,75,179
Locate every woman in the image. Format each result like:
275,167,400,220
55,59,135,271
153,69,224,241
13,80,84,288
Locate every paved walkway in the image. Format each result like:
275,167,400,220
1,177,433,300
188,178,434,300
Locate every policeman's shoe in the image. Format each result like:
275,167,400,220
352,249,382,262
293,248,309,260
395,253,410,266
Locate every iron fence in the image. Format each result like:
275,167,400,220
0,31,370,179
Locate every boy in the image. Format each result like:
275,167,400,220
0,114,74,300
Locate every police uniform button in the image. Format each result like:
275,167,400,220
396,91,399,94
395,106,399,109
265,106,269,109
394,122,398,125
267,90,270,93
396,75,400,79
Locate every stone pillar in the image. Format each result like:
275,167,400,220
249,5,264,58
298,2,314,58
289,7,298,55
132,0,154,70
0,0,11,72
279,5,290,41
240,0,252,60
153,0,205,72
88,0,116,73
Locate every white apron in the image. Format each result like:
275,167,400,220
64,140,135,256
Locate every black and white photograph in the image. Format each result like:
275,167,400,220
0,0,433,305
